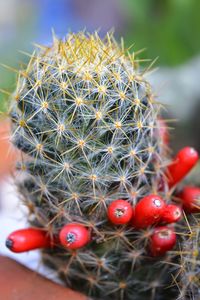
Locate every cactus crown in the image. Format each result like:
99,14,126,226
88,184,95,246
10,32,172,300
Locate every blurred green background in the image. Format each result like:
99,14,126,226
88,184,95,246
125,0,200,65
1,0,200,148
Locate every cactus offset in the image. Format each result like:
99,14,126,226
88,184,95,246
9,31,199,300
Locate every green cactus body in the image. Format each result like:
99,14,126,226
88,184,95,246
9,32,182,300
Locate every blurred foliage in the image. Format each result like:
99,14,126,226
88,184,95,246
0,4,34,113
124,0,200,65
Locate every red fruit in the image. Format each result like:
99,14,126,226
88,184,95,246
178,186,200,213
162,204,182,224
6,228,53,253
158,119,169,146
132,195,166,229
150,226,176,256
59,223,90,250
167,147,199,188
107,199,133,225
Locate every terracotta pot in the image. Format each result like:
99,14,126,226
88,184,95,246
0,119,20,179
0,256,88,300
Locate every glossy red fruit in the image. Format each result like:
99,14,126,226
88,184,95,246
132,195,166,229
107,199,133,225
162,204,182,224
150,226,176,256
178,186,200,213
59,223,90,250
6,228,53,253
167,147,199,188
158,118,169,146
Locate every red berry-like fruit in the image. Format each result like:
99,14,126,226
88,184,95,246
107,199,133,225
167,147,199,188
178,186,200,213
162,204,182,224
59,223,90,250
132,195,166,229
6,228,53,253
150,226,176,256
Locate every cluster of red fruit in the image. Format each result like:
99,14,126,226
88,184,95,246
6,146,200,257
106,146,200,256
108,196,180,256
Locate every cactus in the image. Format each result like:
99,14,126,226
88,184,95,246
177,216,200,299
8,31,199,300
